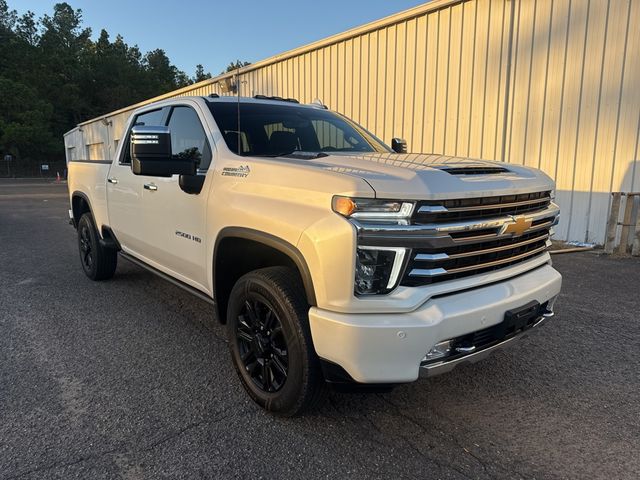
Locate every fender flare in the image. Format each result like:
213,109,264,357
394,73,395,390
71,191,119,249
70,190,93,228
213,227,317,307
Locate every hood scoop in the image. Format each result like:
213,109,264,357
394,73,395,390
436,166,511,175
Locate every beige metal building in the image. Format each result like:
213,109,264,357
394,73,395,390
65,0,640,245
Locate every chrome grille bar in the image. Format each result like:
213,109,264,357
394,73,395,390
414,232,550,262
409,244,549,278
354,203,559,237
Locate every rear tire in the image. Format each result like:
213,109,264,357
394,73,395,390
77,212,117,281
226,266,326,416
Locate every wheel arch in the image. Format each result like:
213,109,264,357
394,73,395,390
71,191,92,228
213,227,317,323
71,191,120,249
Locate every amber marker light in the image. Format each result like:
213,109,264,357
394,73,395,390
332,196,415,219
332,196,357,217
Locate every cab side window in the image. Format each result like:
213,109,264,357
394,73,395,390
167,106,212,171
120,109,165,165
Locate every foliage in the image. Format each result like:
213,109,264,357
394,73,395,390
194,64,212,82
223,60,250,74
0,1,218,175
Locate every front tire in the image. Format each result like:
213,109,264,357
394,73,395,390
226,267,326,416
77,212,117,281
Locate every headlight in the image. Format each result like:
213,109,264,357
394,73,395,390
333,197,413,295
332,196,414,219
355,246,406,295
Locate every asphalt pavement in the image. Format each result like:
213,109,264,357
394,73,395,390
0,180,638,479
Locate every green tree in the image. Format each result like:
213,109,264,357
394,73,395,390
0,77,57,161
222,60,250,74
15,10,38,45
0,1,203,175
0,0,16,32
83,30,151,115
37,3,92,138
144,48,191,94
194,64,211,83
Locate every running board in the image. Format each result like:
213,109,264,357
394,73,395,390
118,252,215,306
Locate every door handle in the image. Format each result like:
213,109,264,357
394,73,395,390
144,183,158,191
107,177,118,184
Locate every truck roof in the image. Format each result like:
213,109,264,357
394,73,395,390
66,94,327,136
204,95,327,109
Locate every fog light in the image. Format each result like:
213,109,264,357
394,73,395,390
424,340,453,362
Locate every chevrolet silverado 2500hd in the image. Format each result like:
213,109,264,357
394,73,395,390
67,95,561,416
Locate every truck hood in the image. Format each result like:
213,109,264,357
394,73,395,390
298,152,554,199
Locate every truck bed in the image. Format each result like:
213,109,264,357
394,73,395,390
67,160,112,231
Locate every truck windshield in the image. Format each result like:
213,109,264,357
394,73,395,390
207,101,391,157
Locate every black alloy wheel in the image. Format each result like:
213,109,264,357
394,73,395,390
226,266,326,416
79,221,94,271
236,296,289,393
76,212,117,281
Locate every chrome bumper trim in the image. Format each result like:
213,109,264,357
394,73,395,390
419,313,550,378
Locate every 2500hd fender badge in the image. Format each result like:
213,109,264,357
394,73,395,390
175,230,202,243
221,165,250,178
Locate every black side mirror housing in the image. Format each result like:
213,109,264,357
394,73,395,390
391,138,407,153
179,174,206,194
131,125,197,177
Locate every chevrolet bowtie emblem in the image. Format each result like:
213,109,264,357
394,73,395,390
502,216,532,236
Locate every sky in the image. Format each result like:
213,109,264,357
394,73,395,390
11,0,427,77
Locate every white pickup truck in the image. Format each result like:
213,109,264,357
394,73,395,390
67,95,562,416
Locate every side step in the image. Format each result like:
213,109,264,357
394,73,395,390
119,252,215,306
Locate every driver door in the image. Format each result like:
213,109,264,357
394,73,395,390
107,102,213,292
107,107,167,260
135,103,213,291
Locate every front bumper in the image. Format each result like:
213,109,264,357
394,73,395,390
308,264,562,383
419,312,549,377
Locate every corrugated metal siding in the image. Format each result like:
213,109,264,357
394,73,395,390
503,0,640,243
66,0,640,244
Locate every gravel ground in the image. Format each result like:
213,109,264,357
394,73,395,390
0,180,638,479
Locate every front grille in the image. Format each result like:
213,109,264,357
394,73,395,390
399,191,556,287
414,190,551,224
403,231,549,286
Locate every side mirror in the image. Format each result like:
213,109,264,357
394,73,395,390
131,125,197,177
391,138,407,153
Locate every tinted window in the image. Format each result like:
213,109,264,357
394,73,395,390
120,109,164,165
135,109,164,127
208,102,390,157
167,106,212,170
312,120,359,150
